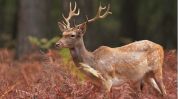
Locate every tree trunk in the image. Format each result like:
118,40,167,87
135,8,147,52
16,0,50,58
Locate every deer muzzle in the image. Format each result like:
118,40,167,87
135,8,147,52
55,41,64,49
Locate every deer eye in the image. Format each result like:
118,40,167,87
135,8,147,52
70,34,75,37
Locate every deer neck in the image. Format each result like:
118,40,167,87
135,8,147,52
69,39,102,86
69,38,94,67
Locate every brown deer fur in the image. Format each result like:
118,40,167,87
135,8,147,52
56,2,166,96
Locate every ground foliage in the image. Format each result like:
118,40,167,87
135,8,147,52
0,49,176,99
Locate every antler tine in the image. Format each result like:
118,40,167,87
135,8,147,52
73,2,77,13
97,3,107,18
62,14,69,28
100,4,112,18
62,1,80,28
69,2,72,13
99,2,106,10
62,21,67,26
59,2,111,29
87,3,112,23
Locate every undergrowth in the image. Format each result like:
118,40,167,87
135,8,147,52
0,49,177,99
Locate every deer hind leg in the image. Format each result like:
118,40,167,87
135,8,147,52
143,72,163,95
147,77,162,94
153,68,167,96
145,69,166,96
153,50,167,96
148,48,166,96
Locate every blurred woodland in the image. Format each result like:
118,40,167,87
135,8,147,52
0,0,176,58
0,0,177,98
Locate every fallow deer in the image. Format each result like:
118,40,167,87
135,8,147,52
56,2,167,96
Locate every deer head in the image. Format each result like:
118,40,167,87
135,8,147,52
56,2,112,48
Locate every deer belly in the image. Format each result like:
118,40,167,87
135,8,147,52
116,59,151,81
130,59,151,81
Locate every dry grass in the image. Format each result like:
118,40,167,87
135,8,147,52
0,49,177,99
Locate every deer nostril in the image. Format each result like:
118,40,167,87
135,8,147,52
55,41,64,48
55,43,61,48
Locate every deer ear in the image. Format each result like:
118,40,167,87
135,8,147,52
78,23,87,34
58,22,66,32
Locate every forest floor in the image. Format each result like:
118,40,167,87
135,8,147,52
0,49,177,99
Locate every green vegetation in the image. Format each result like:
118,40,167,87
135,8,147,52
58,48,71,64
28,36,60,50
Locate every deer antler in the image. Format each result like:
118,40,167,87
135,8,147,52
62,2,80,28
58,2,111,29
88,3,112,23
76,3,112,27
